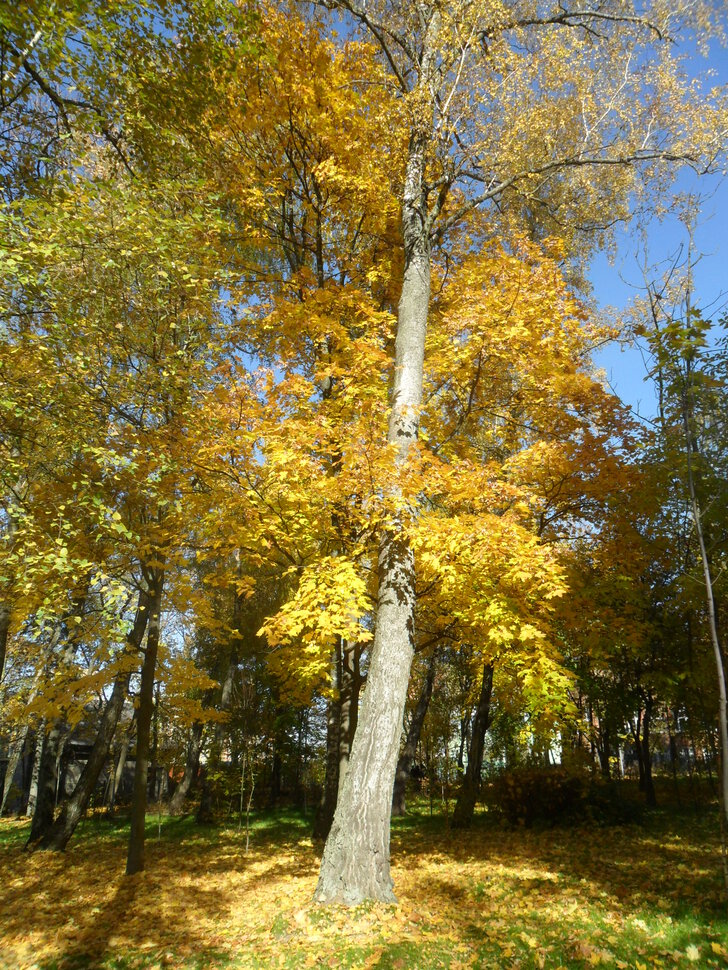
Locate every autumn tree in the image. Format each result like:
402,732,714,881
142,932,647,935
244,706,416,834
292,0,728,904
633,250,728,844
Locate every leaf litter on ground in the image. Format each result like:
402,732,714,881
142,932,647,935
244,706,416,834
0,806,727,969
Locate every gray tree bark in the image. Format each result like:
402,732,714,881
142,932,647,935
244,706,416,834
314,50,437,896
26,727,44,818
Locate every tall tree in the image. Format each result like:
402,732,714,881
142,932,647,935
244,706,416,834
309,0,727,903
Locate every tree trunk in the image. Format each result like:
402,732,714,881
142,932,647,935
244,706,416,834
631,710,646,789
168,720,205,816
148,681,161,802
314,106,435,903
0,601,10,690
457,713,470,773
195,645,236,824
641,695,657,807
107,715,134,812
313,649,341,842
126,571,164,876
37,590,150,851
26,723,62,846
392,650,437,817
682,392,728,833
338,638,361,796
453,663,494,829
1,724,29,815
26,727,44,818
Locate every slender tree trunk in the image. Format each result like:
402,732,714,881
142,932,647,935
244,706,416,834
107,715,134,812
338,638,361,796
0,601,10,691
148,681,161,802
314,640,362,841
36,591,150,851
392,650,437,817
631,710,646,789
196,646,236,824
315,99,436,902
682,397,728,832
26,727,44,818
457,714,470,773
126,572,164,876
641,697,657,807
597,717,611,779
453,664,494,829
668,708,682,806
313,649,341,841
169,720,205,815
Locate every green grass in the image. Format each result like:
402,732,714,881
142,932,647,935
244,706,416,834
1,793,727,969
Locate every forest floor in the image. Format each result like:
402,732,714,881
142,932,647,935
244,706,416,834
1,788,727,970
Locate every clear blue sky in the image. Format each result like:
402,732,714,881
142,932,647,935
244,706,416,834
589,34,728,421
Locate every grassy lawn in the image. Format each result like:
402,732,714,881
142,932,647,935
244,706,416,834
1,796,727,970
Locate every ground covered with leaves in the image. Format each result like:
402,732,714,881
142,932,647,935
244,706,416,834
1,798,727,970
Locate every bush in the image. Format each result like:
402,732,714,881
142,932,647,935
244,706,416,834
492,766,644,827
493,766,585,827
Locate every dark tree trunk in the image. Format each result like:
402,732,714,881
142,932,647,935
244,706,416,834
148,681,161,802
126,571,164,876
632,710,646,789
195,645,236,825
169,721,205,815
107,716,135,813
314,637,364,841
392,650,437,817
338,638,361,794
597,717,611,779
313,649,342,842
268,749,282,806
641,695,657,807
37,590,151,851
26,723,62,847
195,766,214,824
0,601,10,691
1,725,29,815
452,664,494,829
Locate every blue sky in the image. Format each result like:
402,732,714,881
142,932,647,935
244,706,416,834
589,173,728,420
589,34,728,421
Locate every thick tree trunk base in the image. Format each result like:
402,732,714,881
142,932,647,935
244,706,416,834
314,818,397,905
452,784,476,829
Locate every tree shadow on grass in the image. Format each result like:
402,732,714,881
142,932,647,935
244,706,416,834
391,807,728,928
0,820,319,970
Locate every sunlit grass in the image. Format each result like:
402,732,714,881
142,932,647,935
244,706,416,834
1,795,726,969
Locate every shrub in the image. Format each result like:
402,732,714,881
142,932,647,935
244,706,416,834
492,766,644,827
493,766,585,827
